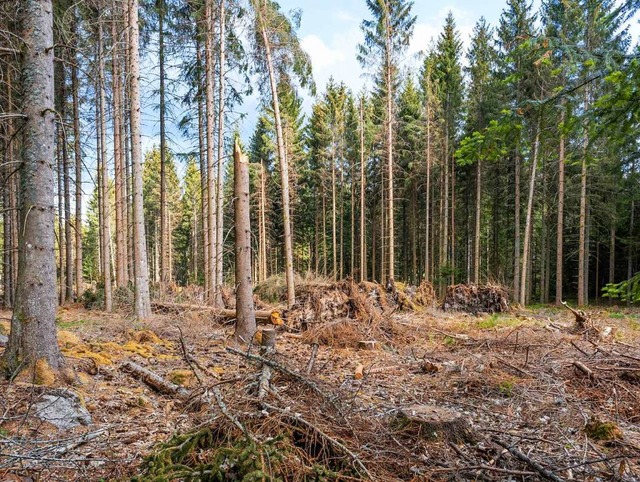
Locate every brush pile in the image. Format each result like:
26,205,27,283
442,283,509,314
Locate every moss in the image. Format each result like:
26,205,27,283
477,314,523,330
497,379,516,397
585,418,623,441
168,369,195,388
57,330,81,348
33,358,56,386
62,344,114,366
122,341,155,358
0,321,9,335
57,319,91,330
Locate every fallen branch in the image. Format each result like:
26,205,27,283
306,343,319,375
491,437,564,482
226,347,340,409
262,401,372,480
573,360,595,380
120,361,189,398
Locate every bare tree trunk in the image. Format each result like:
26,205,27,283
196,41,209,292
129,0,152,319
514,150,521,301
473,160,481,284
555,106,565,304
519,114,541,306
424,98,431,282
258,3,295,306
609,223,615,285
215,0,226,305
3,71,16,307
204,0,218,304
359,97,366,282
259,163,267,281
3,0,63,376
112,2,126,289
332,149,337,280
386,49,394,282
159,0,169,285
57,122,65,305
98,21,112,312
71,24,83,299
233,141,256,342
451,151,456,285
63,75,73,302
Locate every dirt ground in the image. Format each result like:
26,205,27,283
0,301,639,481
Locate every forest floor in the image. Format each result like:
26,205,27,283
0,294,639,481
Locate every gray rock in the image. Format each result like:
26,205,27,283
34,390,92,430
0,334,7,347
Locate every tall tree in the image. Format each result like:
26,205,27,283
129,0,152,319
249,0,314,307
358,0,416,282
2,0,63,378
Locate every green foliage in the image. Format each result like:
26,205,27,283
602,272,640,303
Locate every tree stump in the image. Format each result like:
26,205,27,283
392,405,475,443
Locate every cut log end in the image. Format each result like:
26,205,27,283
357,340,377,350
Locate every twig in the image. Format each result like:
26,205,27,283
262,401,373,480
209,386,259,444
176,326,204,385
306,343,319,375
491,437,564,482
573,360,595,380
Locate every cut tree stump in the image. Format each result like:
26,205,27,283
561,301,591,329
392,405,475,443
357,340,377,350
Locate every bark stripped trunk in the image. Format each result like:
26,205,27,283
129,0,152,319
233,141,256,343
3,0,63,376
196,41,209,292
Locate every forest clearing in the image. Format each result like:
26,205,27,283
1,282,639,480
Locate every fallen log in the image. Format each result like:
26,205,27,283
120,360,189,398
152,301,276,322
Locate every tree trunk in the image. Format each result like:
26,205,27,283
425,96,431,282
578,87,589,307
215,0,226,305
519,114,541,306
386,50,394,282
204,0,218,305
258,3,295,306
3,0,63,377
609,223,615,285
233,141,256,343
473,159,481,284
129,0,152,319
332,148,337,280
359,96,367,282
159,0,169,285
196,41,209,292
112,2,126,289
3,70,16,307
98,21,112,312
555,105,565,304
513,150,521,302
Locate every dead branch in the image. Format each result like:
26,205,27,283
491,437,565,482
306,343,319,375
573,360,595,380
152,301,274,322
561,301,590,328
120,361,189,398
262,401,373,480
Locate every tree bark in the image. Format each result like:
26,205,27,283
473,160,481,284
98,20,112,312
159,0,169,285
233,141,256,343
258,1,295,306
359,96,367,282
113,1,127,288
3,0,63,376
204,0,218,305
129,0,152,319
519,114,541,306
72,18,83,300
215,0,226,305
555,105,565,305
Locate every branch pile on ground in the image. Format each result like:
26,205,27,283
282,279,435,347
442,283,510,314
